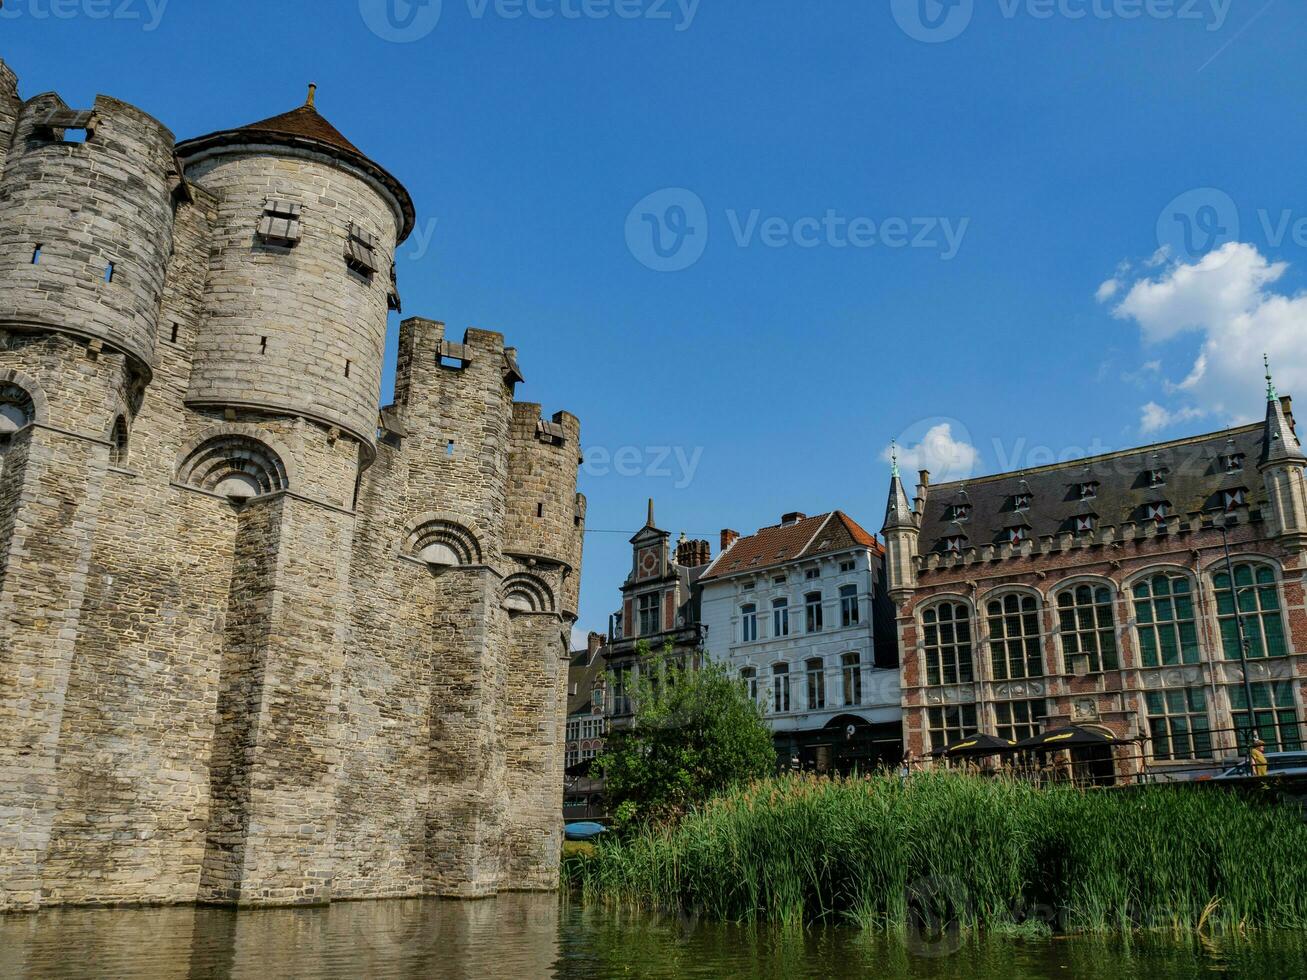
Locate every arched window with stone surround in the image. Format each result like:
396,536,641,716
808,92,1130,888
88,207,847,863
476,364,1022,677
1212,561,1288,660
986,592,1044,681
0,382,35,441
408,518,482,568
921,600,973,686
501,573,554,613
1056,583,1119,673
1132,571,1200,667
178,434,288,501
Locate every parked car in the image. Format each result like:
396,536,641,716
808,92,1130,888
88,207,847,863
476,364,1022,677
1211,751,1307,780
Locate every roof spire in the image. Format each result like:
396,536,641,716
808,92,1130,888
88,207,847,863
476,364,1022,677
306,83,317,107
890,439,900,479
1265,353,1278,402
646,497,655,528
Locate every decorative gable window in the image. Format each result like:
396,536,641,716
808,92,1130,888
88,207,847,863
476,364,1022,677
1075,514,1097,534
1013,493,1033,512
950,504,971,521
1079,482,1099,500
345,222,381,277
1150,469,1169,488
1007,527,1028,546
1223,488,1247,511
1146,502,1170,523
1223,453,1246,473
943,535,967,554
257,199,302,246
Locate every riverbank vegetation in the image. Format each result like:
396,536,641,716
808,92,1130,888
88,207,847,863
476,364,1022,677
565,771,1307,934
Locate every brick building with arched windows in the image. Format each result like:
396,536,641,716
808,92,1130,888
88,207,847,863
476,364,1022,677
882,378,1307,782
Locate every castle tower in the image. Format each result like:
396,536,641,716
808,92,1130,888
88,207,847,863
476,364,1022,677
1259,361,1307,548
500,402,583,886
881,448,920,604
172,91,415,906
0,67,178,910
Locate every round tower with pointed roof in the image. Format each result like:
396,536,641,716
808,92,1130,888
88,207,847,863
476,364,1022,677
176,87,415,454
1259,358,1307,546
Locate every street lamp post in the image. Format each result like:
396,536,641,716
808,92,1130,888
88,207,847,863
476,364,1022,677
1215,516,1259,753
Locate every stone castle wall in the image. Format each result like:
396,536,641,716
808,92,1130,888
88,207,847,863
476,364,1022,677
0,64,580,912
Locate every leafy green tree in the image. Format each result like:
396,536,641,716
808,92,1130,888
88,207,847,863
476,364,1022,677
595,642,776,830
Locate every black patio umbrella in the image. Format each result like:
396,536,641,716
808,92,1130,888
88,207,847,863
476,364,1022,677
1013,724,1136,752
930,733,1019,759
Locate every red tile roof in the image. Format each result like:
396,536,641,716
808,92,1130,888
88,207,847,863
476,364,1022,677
699,511,881,581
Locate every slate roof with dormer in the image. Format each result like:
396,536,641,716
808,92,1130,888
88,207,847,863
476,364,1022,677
699,511,882,582
915,410,1291,555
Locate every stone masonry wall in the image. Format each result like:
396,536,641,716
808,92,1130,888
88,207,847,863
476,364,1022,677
0,66,584,911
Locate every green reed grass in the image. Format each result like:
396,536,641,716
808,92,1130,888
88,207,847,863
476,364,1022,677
563,771,1307,934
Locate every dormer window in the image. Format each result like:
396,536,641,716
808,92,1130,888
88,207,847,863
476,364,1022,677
1223,488,1247,511
1150,469,1169,488
1079,482,1099,500
1075,515,1097,534
257,199,302,246
1146,502,1170,523
1223,453,1246,473
943,535,966,554
1007,527,1028,546
1013,493,1032,512
949,503,971,522
345,222,381,277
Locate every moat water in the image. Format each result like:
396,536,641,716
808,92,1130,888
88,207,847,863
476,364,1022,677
1,894,1303,979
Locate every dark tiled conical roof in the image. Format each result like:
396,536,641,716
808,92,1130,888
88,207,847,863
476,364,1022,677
235,102,365,158
176,87,415,243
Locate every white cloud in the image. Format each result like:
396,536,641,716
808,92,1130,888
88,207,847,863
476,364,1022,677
1140,402,1205,435
1095,278,1120,303
1106,242,1307,429
884,423,980,483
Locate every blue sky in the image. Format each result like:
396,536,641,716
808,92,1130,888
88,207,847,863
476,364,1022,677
8,0,1306,639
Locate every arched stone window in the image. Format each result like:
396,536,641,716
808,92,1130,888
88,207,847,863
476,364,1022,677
501,573,554,613
108,416,129,467
986,592,1044,681
1132,571,1199,667
1057,584,1119,673
408,519,482,567
0,382,35,439
921,600,973,686
1212,561,1288,660
179,435,288,501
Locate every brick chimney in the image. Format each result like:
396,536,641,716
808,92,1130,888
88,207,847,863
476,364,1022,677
677,538,711,567
720,529,740,553
586,631,606,658
781,511,807,525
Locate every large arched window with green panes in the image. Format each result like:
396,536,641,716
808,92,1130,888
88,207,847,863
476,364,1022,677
1213,562,1288,660
986,593,1044,680
1132,572,1200,667
1057,584,1119,673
